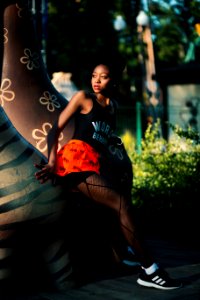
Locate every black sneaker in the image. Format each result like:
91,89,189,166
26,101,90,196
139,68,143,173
137,268,182,290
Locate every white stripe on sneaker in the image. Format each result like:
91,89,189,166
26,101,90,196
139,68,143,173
152,275,166,285
156,278,164,284
152,276,159,281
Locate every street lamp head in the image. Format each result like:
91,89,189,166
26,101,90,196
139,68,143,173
113,15,127,31
136,11,149,27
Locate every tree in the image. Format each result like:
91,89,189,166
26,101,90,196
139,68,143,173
44,0,200,102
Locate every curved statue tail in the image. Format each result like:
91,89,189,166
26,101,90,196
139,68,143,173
1,0,74,158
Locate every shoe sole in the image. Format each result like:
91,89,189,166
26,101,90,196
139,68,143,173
137,278,182,290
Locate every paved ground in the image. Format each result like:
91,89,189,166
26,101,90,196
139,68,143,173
1,234,200,300
1,202,200,300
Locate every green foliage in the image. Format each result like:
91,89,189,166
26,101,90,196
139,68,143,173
150,0,200,66
121,121,200,210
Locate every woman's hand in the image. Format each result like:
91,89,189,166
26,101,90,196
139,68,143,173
34,163,55,184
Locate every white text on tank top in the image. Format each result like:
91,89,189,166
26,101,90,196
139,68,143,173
92,121,113,146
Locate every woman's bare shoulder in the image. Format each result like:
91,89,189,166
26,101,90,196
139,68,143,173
72,90,93,101
71,90,94,113
73,90,92,98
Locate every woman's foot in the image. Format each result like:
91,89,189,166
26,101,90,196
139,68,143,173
137,268,182,290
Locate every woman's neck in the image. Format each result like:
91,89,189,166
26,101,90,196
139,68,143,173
95,93,110,107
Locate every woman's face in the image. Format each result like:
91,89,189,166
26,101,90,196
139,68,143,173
91,64,113,94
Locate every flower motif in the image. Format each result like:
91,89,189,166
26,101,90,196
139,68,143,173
32,122,63,153
20,48,40,70
0,78,15,107
16,3,23,18
3,28,8,44
39,91,61,112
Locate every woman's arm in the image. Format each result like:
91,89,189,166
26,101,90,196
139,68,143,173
34,90,87,183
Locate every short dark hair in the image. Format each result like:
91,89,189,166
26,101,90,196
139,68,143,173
91,54,126,84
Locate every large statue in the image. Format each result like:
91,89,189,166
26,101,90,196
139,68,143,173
0,0,74,291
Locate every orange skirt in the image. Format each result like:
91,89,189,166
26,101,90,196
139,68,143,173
55,139,100,176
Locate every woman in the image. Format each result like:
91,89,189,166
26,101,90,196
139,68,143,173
35,62,182,290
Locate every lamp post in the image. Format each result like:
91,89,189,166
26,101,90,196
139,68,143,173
136,10,162,150
113,14,127,52
114,15,142,153
136,10,161,131
31,0,48,66
135,11,150,154
41,0,48,66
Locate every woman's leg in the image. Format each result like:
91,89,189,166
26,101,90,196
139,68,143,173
72,172,182,290
76,173,153,268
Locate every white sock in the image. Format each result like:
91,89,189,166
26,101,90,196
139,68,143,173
143,263,159,275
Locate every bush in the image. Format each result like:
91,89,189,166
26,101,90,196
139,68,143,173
121,121,200,211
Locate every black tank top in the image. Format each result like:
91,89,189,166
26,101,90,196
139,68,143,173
72,93,117,153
